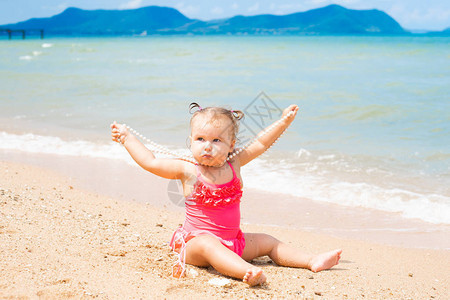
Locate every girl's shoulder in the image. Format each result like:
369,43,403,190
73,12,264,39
181,160,198,179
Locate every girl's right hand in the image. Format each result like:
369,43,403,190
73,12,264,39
110,121,129,144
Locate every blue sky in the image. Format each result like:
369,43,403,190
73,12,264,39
2,0,450,31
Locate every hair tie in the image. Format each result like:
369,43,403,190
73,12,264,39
230,109,244,121
189,102,203,114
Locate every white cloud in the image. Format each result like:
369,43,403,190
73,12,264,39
389,4,450,30
175,2,200,17
119,0,143,10
409,8,450,23
248,2,260,13
339,0,362,5
42,3,69,14
231,3,239,10
57,3,68,11
265,3,308,15
308,0,328,5
211,6,224,15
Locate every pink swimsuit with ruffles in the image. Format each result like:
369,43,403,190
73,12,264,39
169,162,245,277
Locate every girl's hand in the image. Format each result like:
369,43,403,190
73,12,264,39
282,104,299,122
110,121,129,144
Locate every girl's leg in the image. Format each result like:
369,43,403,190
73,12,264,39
184,235,266,286
241,233,342,272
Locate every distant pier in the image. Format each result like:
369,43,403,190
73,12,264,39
0,29,44,39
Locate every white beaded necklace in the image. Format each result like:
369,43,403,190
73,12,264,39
122,111,294,167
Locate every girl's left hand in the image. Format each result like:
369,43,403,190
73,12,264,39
282,104,299,120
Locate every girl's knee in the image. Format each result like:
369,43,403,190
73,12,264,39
260,233,280,248
242,233,281,260
267,233,279,242
255,234,282,258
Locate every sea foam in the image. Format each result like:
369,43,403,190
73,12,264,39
0,132,128,161
1,132,449,225
241,154,450,225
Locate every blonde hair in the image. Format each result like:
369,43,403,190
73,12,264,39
189,102,244,142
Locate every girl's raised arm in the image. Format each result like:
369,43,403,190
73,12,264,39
111,122,187,179
238,104,299,166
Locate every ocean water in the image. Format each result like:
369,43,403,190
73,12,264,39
0,35,449,225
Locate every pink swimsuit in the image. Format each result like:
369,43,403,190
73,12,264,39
169,162,245,277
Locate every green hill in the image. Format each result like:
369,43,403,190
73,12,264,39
1,4,407,35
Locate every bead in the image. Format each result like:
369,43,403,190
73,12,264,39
123,112,292,166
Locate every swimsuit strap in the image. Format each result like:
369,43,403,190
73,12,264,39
227,161,237,179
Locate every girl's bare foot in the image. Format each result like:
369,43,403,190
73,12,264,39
310,249,342,272
243,267,266,286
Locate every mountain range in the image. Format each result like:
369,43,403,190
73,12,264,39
1,4,446,36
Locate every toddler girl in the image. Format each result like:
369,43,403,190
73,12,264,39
111,103,341,286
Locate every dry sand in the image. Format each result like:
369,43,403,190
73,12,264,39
1,160,449,299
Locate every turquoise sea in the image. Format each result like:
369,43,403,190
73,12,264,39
0,35,449,224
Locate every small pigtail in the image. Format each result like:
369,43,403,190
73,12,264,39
231,109,244,121
189,102,203,114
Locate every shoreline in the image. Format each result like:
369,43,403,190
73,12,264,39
1,150,449,250
1,158,449,298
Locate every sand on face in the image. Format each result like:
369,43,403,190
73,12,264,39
0,160,448,299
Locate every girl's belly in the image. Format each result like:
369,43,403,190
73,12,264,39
184,202,241,239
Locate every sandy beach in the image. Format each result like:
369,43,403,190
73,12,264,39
1,157,449,299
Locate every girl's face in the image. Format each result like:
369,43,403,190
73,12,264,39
190,114,235,167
